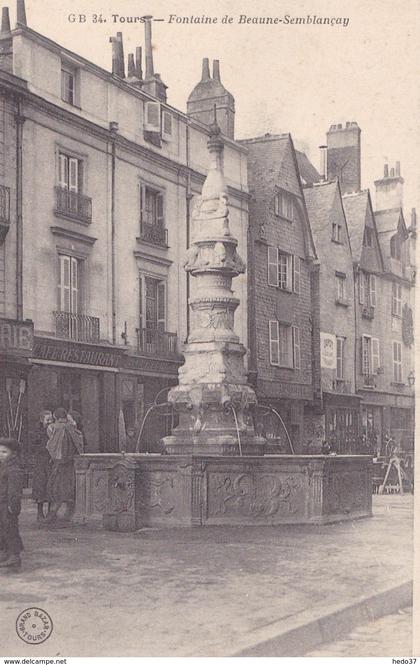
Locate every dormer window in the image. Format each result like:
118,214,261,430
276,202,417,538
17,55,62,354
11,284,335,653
332,223,342,243
61,63,78,106
162,111,173,141
144,102,174,146
390,234,401,260
145,101,160,132
274,191,295,221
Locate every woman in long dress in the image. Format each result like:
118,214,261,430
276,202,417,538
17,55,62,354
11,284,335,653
31,410,53,522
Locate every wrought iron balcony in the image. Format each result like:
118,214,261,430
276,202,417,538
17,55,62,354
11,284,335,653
139,220,168,247
54,311,100,343
0,185,10,242
136,327,178,358
332,379,352,394
54,186,92,223
361,305,375,319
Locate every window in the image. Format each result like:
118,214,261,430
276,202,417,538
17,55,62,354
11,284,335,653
361,335,381,375
139,275,166,331
336,274,346,301
392,282,402,316
145,101,160,132
61,66,76,105
336,337,345,379
162,111,173,141
393,341,402,383
274,191,295,221
267,246,301,293
332,223,342,242
364,227,373,247
269,321,300,369
359,272,376,307
58,254,81,313
139,185,167,245
59,153,82,194
390,234,401,260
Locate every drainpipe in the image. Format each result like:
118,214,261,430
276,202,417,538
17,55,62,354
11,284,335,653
353,263,359,429
185,122,192,338
16,98,24,320
109,122,118,345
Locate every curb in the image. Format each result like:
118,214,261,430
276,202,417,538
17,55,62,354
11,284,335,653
234,580,413,657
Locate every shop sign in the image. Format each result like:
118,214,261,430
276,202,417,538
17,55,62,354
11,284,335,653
33,339,122,368
320,332,336,369
0,318,34,354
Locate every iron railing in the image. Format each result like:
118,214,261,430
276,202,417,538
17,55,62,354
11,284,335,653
136,327,178,357
363,373,376,388
139,220,168,246
54,186,92,223
54,311,100,343
0,185,10,224
332,379,352,394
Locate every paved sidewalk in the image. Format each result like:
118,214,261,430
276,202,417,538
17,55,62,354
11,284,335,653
0,495,413,657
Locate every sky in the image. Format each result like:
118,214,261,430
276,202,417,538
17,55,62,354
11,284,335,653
15,0,420,215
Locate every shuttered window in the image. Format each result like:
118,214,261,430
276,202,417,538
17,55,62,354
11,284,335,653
392,283,402,316
336,337,345,379
145,101,161,131
61,67,75,105
58,255,79,313
59,153,81,193
372,337,380,373
293,256,301,294
267,247,279,287
269,320,296,368
267,247,295,291
274,192,295,220
162,111,173,140
139,275,167,331
370,275,376,307
269,320,279,365
393,341,402,383
362,336,371,375
140,185,165,227
293,326,301,369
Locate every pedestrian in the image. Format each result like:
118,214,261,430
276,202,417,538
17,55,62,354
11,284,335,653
32,409,53,522
45,408,83,524
0,437,24,572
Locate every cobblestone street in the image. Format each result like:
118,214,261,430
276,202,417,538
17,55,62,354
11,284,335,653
307,607,413,656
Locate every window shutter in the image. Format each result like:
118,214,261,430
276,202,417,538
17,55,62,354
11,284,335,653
267,246,279,287
162,111,173,140
70,257,78,314
286,255,293,291
361,336,371,375
59,255,71,313
336,337,344,379
145,101,160,131
274,194,280,216
157,281,166,332
372,337,380,373
157,192,164,226
69,158,79,193
293,326,301,369
359,273,365,304
370,274,376,307
139,275,145,329
293,256,301,294
59,154,68,189
269,320,279,365
139,184,145,224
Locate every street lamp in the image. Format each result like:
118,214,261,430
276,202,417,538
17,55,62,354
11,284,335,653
407,371,415,387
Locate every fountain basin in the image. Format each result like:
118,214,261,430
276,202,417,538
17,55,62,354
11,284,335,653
74,453,372,530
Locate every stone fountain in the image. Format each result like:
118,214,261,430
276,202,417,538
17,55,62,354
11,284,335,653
74,119,373,531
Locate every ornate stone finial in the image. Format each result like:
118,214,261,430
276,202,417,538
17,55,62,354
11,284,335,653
209,104,221,138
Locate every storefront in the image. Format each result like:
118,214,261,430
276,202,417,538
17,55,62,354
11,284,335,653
358,389,415,455
323,392,361,454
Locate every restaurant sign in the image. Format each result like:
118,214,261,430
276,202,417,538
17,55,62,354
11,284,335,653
33,339,123,368
0,318,34,355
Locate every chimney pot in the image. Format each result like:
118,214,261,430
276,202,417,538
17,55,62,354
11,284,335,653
384,163,389,177
16,0,26,25
127,53,136,77
144,16,154,78
396,161,401,176
213,59,221,81
337,123,342,129
390,167,395,177
0,7,11,37
201,57,210,81
135,46,143,80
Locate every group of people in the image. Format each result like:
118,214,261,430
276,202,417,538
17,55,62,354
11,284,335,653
0,407,84,573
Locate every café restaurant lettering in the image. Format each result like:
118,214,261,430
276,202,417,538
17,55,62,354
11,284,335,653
0,319,34,353
33,341,121,368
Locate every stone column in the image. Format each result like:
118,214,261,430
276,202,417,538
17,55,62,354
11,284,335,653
163,116,265,455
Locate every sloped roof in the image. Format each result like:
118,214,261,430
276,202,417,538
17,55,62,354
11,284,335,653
342,190,369,261
303,181,338,244
374,208,407,236
295,150,322,186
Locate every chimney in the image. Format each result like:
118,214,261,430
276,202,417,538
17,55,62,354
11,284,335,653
109,33,125,78
144,16,154,78
411,208,417,230
127,53,136,78
201,57,210,81
319,145,328,180
135,46,142,80
374,160,404,211
16,0,26,25
0,7,11,37
326,121,361,194
212,59,220,81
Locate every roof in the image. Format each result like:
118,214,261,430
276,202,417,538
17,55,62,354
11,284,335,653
342,190,370,260
303,181,338,244
374,208,407,236
295,150,322,186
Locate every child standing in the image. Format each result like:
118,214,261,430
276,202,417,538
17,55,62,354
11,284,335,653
0,438,24,572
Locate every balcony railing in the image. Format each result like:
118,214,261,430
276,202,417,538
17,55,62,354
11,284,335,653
136,327,178,358
54,186,92,223
139,220,168,246
54,311,100,343
332,379,352,394
0,185,10,224
361,305,375,319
